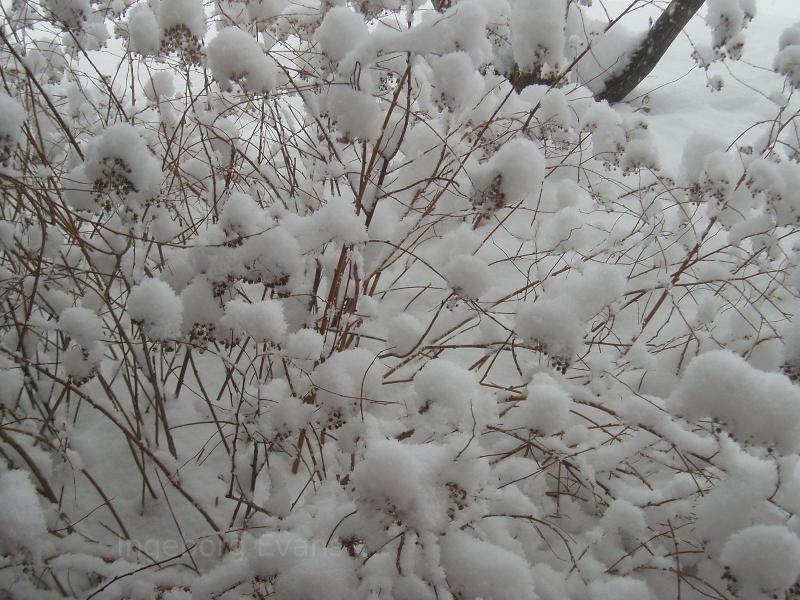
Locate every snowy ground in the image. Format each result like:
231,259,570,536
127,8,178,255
599,0,798,170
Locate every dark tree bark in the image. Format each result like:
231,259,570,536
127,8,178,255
432,0,706,104
597,0,705,103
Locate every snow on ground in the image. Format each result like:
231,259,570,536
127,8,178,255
593,0,799,170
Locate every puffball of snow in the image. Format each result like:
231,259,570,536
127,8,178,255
386,313,424,355
432,51,484,111
0,471,48,553
63,344,104,381
285,328,324,360
352,440,448,530
0,369,23,408
220,299,286,343
493,138,545,202
667,350,800,453
144,71,175,101
272,551,357,600
127,4,160,55
515,298,584,359
440,530,537,600
246,531,310,578
314,6,368,62
43,0,89,30
59,306,103,347
220,192,261,238
312,348,383,426
0,92,25,160
775,44,800,89
721,525,800,595
413,358,496,432
511,1,564,72
83,123,161,199
508,375,572,435
157,0,205,39
207,27,276,93
327,86,381,141
589,577,653,600
443,254,489,299
128,278,183,340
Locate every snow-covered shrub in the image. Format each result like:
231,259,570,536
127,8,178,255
1,1,799,599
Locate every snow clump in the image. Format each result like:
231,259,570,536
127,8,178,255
442,254,489,300
439,530,537,600
511,0,566,75
506,373,572,435
720,525,800,597
0,471,48,554
207,27,277,93
314,6,369,63
667,350,800,453
515,297,584,362
0,92,25,167
220,299,286,344
775,22,800,88
82,123,161,205
127,4,160,55
127,278,183,340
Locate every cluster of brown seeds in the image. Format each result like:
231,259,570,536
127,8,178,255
189,321,217,345
472,174,505,217
93,156,136,196
160,24,202,65
446,482,468,519
0,133,16,167
782,362,800,383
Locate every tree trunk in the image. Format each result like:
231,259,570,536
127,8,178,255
597,0,705,103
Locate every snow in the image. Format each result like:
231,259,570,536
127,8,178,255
506,374,572,435
219,192,262,238
386,314,424,356
720,525,800,596
156,0,205,38
4,0,800,598
127,278,183,340
144,71,175,101
59,306,103,348
0,92,25,166
0,368,23,407
44,0,89,30
272,551,357,600
439,530,536,600
442,254,489,300
314,7,369,63
325,86,382,141
207,27,277,93
220,298,286,344
511,0,566,75
0,471,48,554
285,328,324,360
431,51,484,112
515,298,584,359
127,4,160,55
589,577,653,600
83,123,161,202
774,43,800,89
667,350,800,453
413,359,496,434
352,439,448,530
706,0,750,53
